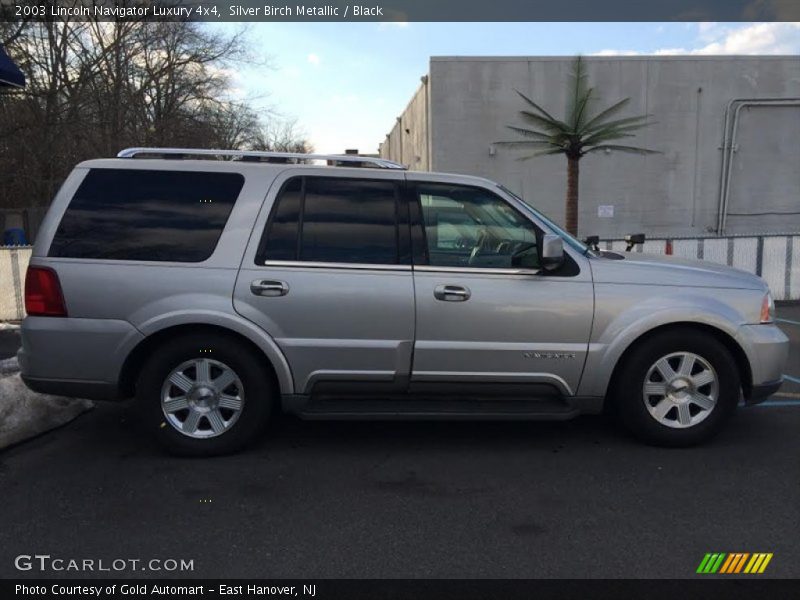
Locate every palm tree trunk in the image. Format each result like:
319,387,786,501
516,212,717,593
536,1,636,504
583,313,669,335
565,156,580,236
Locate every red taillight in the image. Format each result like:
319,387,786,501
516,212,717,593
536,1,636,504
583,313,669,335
24,266,67,317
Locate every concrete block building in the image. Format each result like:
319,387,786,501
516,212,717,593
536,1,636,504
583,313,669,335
379,56,800,238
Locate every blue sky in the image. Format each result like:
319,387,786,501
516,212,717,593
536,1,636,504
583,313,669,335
207,22,800,154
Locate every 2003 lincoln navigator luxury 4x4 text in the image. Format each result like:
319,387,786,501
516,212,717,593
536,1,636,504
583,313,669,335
19,148,788,455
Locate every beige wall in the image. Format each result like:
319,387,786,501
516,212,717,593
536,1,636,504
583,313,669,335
379,76,431,170
382,56,800,239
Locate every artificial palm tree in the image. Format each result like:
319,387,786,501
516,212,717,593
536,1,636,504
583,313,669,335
498,56,657,236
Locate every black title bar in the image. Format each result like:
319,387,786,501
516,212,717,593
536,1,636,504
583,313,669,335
3,0,800,22
4,579,800,600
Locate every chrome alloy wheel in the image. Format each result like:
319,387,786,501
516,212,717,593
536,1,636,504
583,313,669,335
642,352,719,429
160,358,245,439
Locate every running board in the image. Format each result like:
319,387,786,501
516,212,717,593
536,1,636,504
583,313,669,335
289,397,581,421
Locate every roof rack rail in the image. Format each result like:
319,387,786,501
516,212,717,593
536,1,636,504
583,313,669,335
116,147,406,170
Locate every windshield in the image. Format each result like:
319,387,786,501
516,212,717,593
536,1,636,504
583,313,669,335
497,185,590,254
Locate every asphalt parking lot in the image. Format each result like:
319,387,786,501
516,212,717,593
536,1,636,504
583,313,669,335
1,305,798,579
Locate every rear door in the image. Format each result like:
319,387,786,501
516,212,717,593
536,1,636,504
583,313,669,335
234,169,415,396
408,179,594,397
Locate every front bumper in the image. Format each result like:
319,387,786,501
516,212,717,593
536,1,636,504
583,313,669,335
746,378,784,405
736,323,789,404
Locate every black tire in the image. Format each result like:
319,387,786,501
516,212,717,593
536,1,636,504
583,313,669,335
136,332,275,456
613,328,740,447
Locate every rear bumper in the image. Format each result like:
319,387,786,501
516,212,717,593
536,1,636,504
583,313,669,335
19,316,143,401
21,375,123,401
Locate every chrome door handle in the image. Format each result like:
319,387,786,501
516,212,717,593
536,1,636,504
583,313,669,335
434,284,471,302
250,279,289,297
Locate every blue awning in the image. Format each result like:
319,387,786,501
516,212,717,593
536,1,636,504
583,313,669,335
0,44,25,88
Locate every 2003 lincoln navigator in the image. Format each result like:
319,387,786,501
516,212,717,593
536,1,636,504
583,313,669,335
19,148,789,455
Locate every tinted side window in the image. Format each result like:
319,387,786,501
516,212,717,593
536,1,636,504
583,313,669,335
260,178,302,261
261,177,400,265
302,178,398,264
50,169,243,262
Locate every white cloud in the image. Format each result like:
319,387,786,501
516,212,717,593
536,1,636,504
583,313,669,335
592,49,643,56
593,22,800,57
653,47,689,55
307,53,321,66
378,21,410,29
691,22,800,54
696,21,724,43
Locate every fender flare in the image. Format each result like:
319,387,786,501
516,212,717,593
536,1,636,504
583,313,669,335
578,298,748,398
130,310,294,395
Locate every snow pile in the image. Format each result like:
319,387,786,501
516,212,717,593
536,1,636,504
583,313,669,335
0,357,19,375
0,357,93,449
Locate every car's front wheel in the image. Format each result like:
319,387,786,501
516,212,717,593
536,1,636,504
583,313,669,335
614,329,741,446
136,333,274,456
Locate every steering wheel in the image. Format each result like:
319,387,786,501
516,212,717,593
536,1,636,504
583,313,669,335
468,229,491,265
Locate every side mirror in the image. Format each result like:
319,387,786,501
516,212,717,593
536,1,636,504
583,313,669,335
625,233,646,252
541,234,564,271
583,235,600,252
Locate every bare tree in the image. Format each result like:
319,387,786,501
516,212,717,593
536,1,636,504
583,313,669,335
250,119,312,153
0,19,307,209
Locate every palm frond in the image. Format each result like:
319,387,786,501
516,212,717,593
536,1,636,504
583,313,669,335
592,121,655,135
581,130,637,147
584,144,659,155
572,86,594,132
503,125,552,140
516,147,565,161
583,123,656,145
581,97,631,132
495,140,556,148
519,110,570,133
566,56,590,129
585,114,652,135
513,89,561,124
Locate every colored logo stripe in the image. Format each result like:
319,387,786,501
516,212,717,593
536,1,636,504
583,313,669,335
744,553,773,574
697,553,726,573
697,553,773,574
719,553,749,573
719,554,735,573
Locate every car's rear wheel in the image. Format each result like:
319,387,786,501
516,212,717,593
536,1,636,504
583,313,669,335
136,333,274,456
614,329,740,446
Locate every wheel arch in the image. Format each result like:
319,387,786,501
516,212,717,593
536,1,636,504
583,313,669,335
119,322,293,398
603,322,752,412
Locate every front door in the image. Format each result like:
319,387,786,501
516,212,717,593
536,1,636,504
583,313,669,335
408,180,593,397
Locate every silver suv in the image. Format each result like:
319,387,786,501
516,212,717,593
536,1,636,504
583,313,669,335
19,148,789,455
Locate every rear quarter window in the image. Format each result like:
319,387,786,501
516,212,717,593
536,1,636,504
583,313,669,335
49,168,244,262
